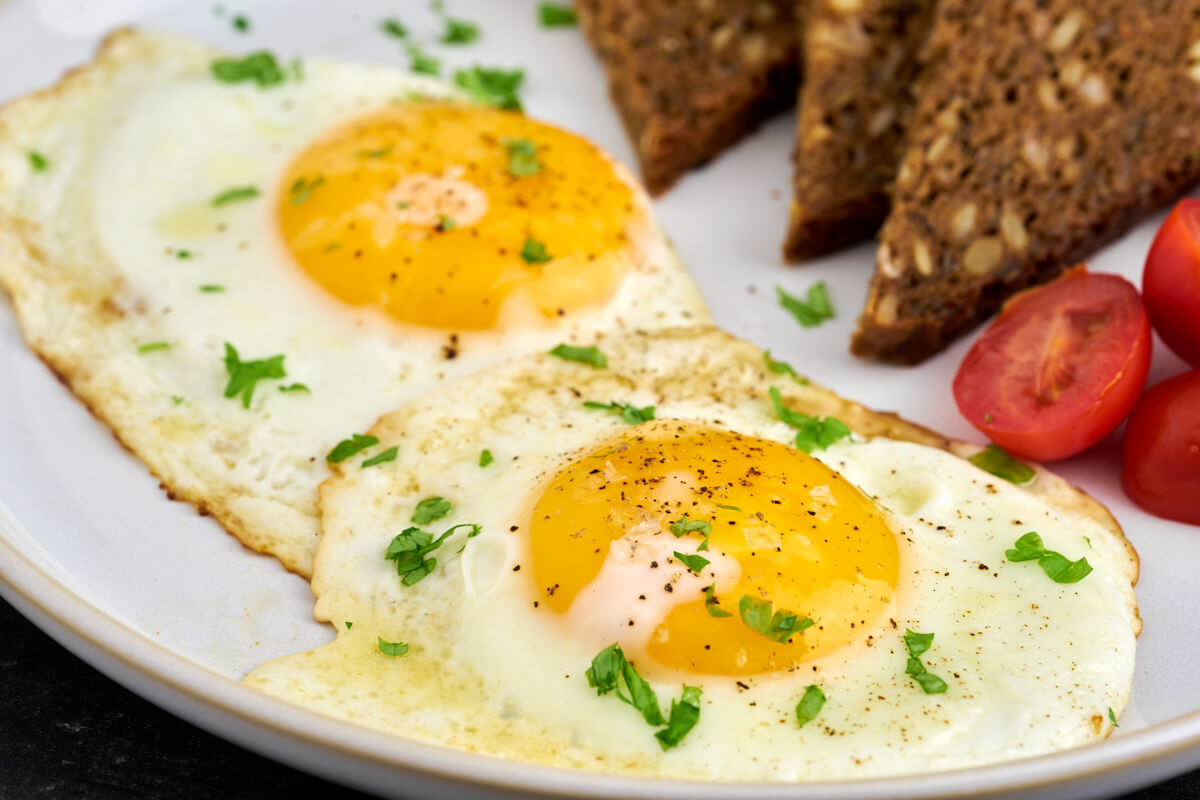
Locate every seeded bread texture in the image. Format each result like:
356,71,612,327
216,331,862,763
784,0,935,261
853,0,1200,364
575,0,799,195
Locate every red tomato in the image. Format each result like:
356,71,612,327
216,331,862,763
1122,370,1200,526
1143,199,1200,367
953,266,1152,461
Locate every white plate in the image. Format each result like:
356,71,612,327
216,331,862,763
1,1,1199,797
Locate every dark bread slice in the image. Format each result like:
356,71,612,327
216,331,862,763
853,0,1200,364
784,0,936,261
575,0,799,195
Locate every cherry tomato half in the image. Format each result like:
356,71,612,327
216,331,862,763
1143,199,1200,367
953,266,1152,462
1122,370,1200,526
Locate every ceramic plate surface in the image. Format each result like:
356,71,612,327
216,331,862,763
2,1,1199,797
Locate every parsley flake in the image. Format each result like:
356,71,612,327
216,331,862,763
739,595,813,644
222,343,286,408
969,444,1036,485
538,2,578,27
28,151,49,172
326,433,379,463
278,383,310,393
764,349,807,384
412,496,452,524
171,395,184,405
176,249,194,259
903,629,949,694
768,386,851,453
385,522,480,586
1108,707,1119,728
715,504,741,512
795,685,826,727
703,584,732,617
408,44,441,76
504,138,541,177
1005,532,1093,584
377,637,409,656
379,18,408,39
454,65,524,111
137,341,171,354
583,400,655,424
777,282,834,328
441,18,479,44
668,514,712,539
585,644,703,750
289,175,325,205
344,621,353,629
521,237,552,264
549,343,606,367
198,284,226,293
655,685,702,750
231,14,250,32
673,551,709,574
211,51,286,88
358,146,393,159
211,185,260,206
362,446,398,468
437,215,456,231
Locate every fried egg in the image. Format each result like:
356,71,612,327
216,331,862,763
245,327,1140,780
0,31,709,575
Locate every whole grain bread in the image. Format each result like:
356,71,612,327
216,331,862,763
854,0,1200,364
575,0,799,195
783,0,935,261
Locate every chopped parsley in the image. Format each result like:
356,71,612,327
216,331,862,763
764,349,807,384
362,446,398,468
969,444,1036,485
476,449,494,467
344,621,354,629
795,685,826,727
176,249,194,259
377,637,409,656
385,522,481,586
171,395,184,405
441,18,480,44
408,44,441,76
222,343,287,408
715,504,741,512
28,151,49,172
1005,532,1093,584
504,138,541,177
358,146,393,159
777,282,834,328
137,341,171,354
549,343,606,367
903,629,949,694
585,644,704,750
521,237,552,264
211,185,260,206
326,433,379,463
538,2,578,27
1108,707,1119,728
198,284,226,293
454,65,524,111
768,386,851,453
379,18,408,39
703,584,731,617
739,595,813,644
583,401,655,424
277,383,310,393
288,175,325,205
668,514,712,539
210,51,286,88
673,551,709,574
231,14,250,32
437,215,456,231
412,496,452,524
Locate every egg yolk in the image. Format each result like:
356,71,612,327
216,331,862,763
527,421,898,677
276,102,641,331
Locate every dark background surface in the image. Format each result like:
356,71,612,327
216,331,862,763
0,597,1197,800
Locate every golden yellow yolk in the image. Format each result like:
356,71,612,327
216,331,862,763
527,421,898,677
277,103,640,331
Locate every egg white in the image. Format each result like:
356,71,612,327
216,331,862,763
244,327,1139,781
0,30,710,576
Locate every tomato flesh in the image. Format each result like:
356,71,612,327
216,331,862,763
953,266,1152,462
1122,370,1200,526
1143,199,1200,367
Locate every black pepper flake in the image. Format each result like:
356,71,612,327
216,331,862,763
663,584,673,593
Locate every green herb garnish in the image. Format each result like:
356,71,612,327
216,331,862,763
408,44,441,76
377,637,409,656
795,685,826,727
358,146,393,159
1108,707,1119,728
288,175,325,205
739,595,813,644
538,2,578,27
278,383,310,393
211,51,286,88
764,349,807,384
715,504,741,512
362,446,398,468
176,249,194,259
479,449,494,467
903,629,949,694
703,584,731,617
668,515,712,539
28,151,49,172
454,65,524,110
1005,532,1093,584
673,551,709,574
549,343,606,367
385,522,481,586
777,282,834,328
412,496,452,524
137,341,171,354
171,395,184,405
521,237,552,264
969,444,1036,485
380,18,408,39
437,215,456,231
211,185,260,206
583,401,655,424
586,644,701,750
326,433,379,463
768,386,851,453
344,621,353,629
231,14,250,32
222,343,287,409
654,685,702,750
504,138,541,177
441,18,479,44
198,284,226,293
